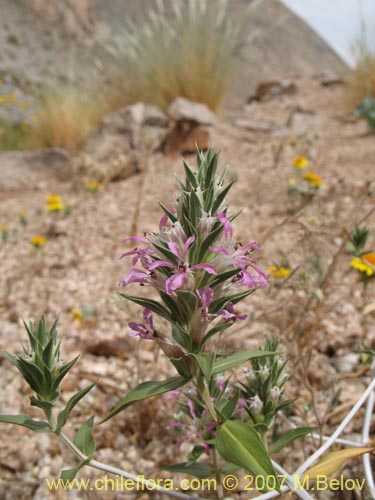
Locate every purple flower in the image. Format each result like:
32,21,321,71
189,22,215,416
128,309,156,340
216,212,233,239
149,236,217,295
197,286,214,308
119,268,151,287
119,236,154,267
220,302,247,322
209,240,267,290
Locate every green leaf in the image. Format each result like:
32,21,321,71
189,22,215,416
29,397,55,411
183,160,198,188
60,459,89,482
216,421,278,489
197,223,223,261
0,415,50,432
73,416,95,457
221,462,242,474
212,350,274,375
102,376,189,422
160,291,184,323
60,467,78,482
191,353,215,379
202,322,232,346
218,391,240,421
208,267,241,288
211,181,234,214
152,241,180,266
176,290,198,316
270,427,316,454
209,289,254,314
188,445,206,462
120,294,171,321
51,356,79,393
157,201,177,223
162,462,214,479
10,356,43,393
204,152,219,189
56,383,95,431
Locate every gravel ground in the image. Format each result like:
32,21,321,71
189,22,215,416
0,78,374,500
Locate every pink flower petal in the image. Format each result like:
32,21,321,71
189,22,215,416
191,263,217,275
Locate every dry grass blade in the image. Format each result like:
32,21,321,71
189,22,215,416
104,0,262,111
25,86,108,153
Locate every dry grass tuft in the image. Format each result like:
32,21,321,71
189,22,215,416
25,86,109,153
347,39,375,106
105,0,260,112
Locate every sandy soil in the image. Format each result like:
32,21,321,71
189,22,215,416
0,78,374,500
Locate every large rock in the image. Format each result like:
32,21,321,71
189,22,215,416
248,80,297,103
0,148,71,191
168,97,216,125
77,102,169,181
164,97,215,155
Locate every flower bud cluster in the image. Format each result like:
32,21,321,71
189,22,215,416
238,338,290,428
5,317,78,408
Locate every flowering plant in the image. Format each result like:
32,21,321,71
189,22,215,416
3,150,372,499
104,150,298,488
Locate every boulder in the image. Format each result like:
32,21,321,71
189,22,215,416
77,102,169,181
165,123,210,156
168,97,216,125
164,97,216,155
248,80,297,103
0,148,71,191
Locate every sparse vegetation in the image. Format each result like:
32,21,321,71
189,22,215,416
348,38,375,107
24,86,109,153
105,0,260,112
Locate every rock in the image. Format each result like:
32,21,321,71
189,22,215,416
0,148,71,191
320,76,346,87
164,98,215,154
234,118,280,132
333,353,360,373
83,337,131,359
248,79,297,103
165,122,210,155
315,71,346,87
78,102,169,181
168,97,216,125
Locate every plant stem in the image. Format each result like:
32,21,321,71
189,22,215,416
58,431,205,500
212,447,224,500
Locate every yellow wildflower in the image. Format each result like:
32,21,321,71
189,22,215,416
84,181,101,192
71,307,84,322
302,172,324,187
269,265,292,279
45,194,65,212
350,257,374,277
46,193,62,204
30,235,47,248
292,156,309,169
